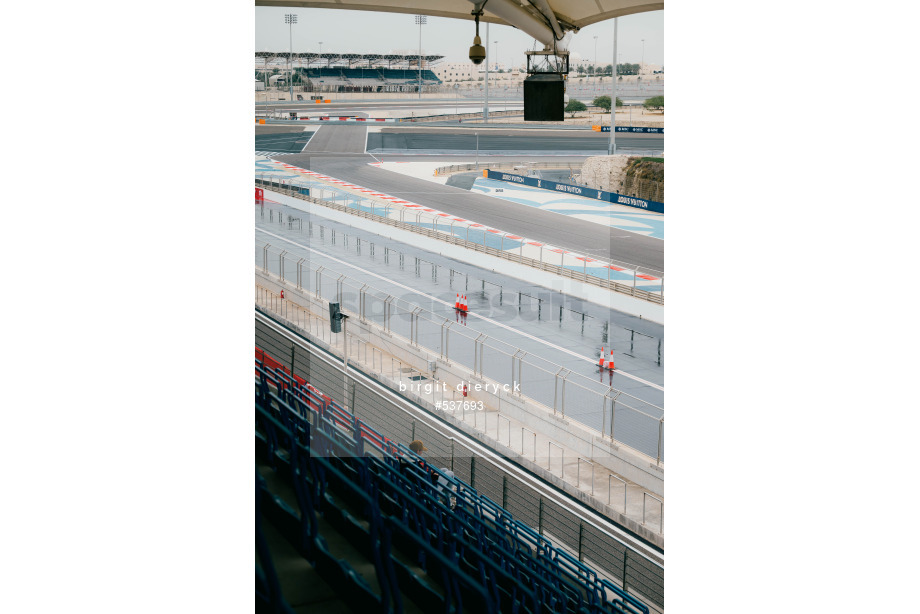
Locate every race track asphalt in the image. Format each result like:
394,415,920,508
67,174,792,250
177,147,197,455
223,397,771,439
262,124,664,272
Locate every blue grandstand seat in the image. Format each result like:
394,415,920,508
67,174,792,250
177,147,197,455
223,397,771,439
255,346,649,614
255,469,297,614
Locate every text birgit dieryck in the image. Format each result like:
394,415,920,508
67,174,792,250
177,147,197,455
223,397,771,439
398,381,520,394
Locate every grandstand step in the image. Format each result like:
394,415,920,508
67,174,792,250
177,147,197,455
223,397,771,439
257,460,301,518
256,349,659,614
258,457,444,613
257,459,399,612
259,509,351,613
385,529,447,611
260,476,396,612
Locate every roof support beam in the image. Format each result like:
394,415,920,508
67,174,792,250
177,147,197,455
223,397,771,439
464,0,556,47
529,0,565,41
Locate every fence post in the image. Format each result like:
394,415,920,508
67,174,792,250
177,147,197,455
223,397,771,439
608,390,621,441
578,522,584,562
623,550,628,593
538,497,544,536
657,418,664,465
561,373,567,417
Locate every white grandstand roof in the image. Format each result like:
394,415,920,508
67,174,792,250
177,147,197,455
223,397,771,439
255,52,444,62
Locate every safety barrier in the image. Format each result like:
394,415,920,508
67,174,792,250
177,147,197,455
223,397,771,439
254,260,664,460
255,308,664,602
255,261,666,495
255,178,664,304
593,126,665,134
486,170,664,214
258,208,663,367
256,344,663,614
307,116,397,122
403,109,522,122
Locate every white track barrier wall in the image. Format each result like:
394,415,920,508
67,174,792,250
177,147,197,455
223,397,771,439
264,189,664,323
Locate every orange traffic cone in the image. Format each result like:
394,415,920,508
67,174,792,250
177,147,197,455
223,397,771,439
599,347,606,369
608,349,615,370
455,293,460,310
280,289,284,299
461,295,467,312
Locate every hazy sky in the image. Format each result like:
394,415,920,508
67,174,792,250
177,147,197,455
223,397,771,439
255,7,663,68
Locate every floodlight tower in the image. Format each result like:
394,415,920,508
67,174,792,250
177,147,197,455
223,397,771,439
415,15,427,100
284,13,297,101
609,19,618,155
594,35,598,91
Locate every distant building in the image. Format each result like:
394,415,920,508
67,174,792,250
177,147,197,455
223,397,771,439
434,62,524,83
434,63,475,81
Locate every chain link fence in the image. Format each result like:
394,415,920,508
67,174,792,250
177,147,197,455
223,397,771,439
257,239,664,463
256,179,664,300
255,313,665,610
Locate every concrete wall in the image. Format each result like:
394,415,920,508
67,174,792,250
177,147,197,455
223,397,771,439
265,189,664,324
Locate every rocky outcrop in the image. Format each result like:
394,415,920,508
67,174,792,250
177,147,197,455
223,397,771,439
580,155,664,202
579,155,632,193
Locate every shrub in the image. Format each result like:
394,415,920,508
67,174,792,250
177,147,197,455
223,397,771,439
593,95,611,111
565,99,587,117
643,95,664,110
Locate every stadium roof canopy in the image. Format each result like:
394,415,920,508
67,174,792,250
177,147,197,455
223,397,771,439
255,1,663,47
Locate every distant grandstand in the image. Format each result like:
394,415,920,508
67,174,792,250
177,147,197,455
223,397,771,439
255,51,443,93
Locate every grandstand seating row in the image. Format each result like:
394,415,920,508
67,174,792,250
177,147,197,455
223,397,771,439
296,67,441,84
255,346,649,614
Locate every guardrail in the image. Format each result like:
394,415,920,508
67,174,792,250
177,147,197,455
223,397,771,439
255,241,664,464
433,161,584,177
254,281,665,540
595,126,665,134
404,109,522,122
487,170,664,214
256,178,664,303
254,307,665,608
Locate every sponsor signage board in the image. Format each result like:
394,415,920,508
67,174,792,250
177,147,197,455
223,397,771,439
485,170,663,213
